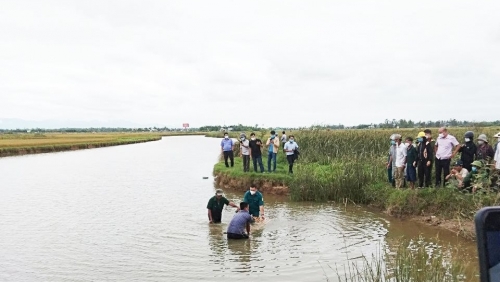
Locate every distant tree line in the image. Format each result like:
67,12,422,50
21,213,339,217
1,119,499,133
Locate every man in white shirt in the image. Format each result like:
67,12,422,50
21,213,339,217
445,160,469,188
494,132,500,170
435,127,460,187
394,134,407,189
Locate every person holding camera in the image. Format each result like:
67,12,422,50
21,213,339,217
266,130,280,173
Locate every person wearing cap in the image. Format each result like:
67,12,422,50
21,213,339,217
243,184,265,219
207,189,239,224
266,130,280,173
445,160,469,189
221,133,235,168
239,133,251,172
463,160,490,193
393,134,407,189
434,127,460,187
476,134,495,163
226,202,253,239
453,131,477,172
416,131,433,188
284,135,299,174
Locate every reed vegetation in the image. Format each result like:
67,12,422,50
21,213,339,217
335,236,476,282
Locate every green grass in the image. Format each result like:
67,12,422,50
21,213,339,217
213,155,293,184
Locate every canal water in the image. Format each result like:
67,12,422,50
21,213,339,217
0,136,478,281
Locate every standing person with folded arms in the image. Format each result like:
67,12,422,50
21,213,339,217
435,127,460,187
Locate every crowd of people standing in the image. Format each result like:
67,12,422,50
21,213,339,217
220,130,299,174
387,127,500,192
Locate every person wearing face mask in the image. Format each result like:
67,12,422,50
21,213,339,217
393,134,407,189
221,133,235,168
453,131,477,172
434,127,460,187
266,130,280,173
476,134,495,164
463,160,490,193
284,135,299,174
239,133,251,173
243,184,265,219
248,133,265,173
386,134,398,187
416,131,433,188
405,137,418,189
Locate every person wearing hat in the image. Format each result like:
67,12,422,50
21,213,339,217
463,160,490,193
445,160,469,188
453,131,477,172
416,131,433,188
207,189,240,224
476,134,495,163
239,133,251,172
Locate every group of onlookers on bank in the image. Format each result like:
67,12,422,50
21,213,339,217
220,130,299,174
387,127,500,192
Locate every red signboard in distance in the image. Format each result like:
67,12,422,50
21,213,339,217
182,123,189,128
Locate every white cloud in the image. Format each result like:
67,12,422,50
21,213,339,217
1,0,499,128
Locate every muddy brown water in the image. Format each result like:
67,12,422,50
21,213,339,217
0,136,479,281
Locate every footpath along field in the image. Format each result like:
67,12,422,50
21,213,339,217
0,132,203,157
211,127,500,239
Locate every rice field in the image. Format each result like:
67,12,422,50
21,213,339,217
0,132,163,157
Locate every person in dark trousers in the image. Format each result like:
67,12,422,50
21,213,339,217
226,202,253,239
266,131,279,173
416,131,433,188
453,131,477,172
284,135,299,174
239,133,250,172
248,133,264,173
221,133,234,167
207,189,239,223
434,127,460,187
405,137,418,189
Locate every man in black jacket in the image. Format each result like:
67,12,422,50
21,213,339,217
416,131,433,188
453,131,477,172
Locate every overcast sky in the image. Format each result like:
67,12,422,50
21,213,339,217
1,0,499,129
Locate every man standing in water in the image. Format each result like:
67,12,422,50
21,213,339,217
207,189,239,223
221,133,234,168
226,202,253,239
243,184,265,219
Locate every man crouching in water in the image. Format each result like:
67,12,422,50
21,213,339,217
226,202,254,239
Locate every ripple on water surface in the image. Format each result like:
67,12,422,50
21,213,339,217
0,137,390,282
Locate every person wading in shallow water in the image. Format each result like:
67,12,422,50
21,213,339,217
226,202,253,239
243,184,265,219
207,189,239,223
